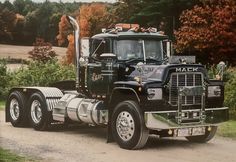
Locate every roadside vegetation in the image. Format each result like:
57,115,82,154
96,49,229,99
218,121,236,139
0,59,75,100
0,147,34,162
0,40,74,101
0,100,5,110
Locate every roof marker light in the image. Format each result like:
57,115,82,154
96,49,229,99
102,28,106,33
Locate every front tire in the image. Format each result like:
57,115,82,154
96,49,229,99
28,92,51,131
6,91,28,127
111,100,149,150
186,126,217,143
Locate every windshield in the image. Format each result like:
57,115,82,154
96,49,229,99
114,39,163,62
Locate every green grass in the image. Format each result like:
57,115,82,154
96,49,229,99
0,100,5,110
0,147,34,162
218,120,236,139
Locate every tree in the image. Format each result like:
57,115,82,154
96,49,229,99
57,15,71,46
2,0,15,11
13,0,30,15
65,34,75,64
106,0,142,25
0,0,83,45
79,3,110,37
28,38,57,63
109,0,200,38
57,3,110,64
175,0,236,65
0,8,16,42
57,15,74,64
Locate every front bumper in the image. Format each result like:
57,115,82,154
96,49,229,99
144,107,229,130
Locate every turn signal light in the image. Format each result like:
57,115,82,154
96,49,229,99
208,126,212,131
168,129,173,135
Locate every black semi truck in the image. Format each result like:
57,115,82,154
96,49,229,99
5,16,228,150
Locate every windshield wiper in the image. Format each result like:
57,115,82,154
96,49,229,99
125,57,144,64
146,56,163,62
145,56,168,65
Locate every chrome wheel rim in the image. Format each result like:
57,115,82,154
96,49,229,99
31,100,42,124
116,111,135,141
10,98,20,121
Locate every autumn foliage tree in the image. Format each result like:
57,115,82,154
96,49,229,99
79,3,110,37
56,15,75,64
57,15,72,46
29,38,57,63
65,34,75,64
175,0,236,65
57,3,109,64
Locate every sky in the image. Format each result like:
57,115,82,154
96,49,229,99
0,0,117,3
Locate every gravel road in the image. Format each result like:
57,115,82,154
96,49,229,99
0,110,236,162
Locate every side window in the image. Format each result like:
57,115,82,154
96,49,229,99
91,39,110,59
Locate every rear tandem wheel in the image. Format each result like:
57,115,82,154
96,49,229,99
6,91,28,127
28,92,52,131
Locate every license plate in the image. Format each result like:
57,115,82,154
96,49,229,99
192,127,205,136
177,128,190,137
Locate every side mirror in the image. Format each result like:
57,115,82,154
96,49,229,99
81,37,90,58
216,61,226,81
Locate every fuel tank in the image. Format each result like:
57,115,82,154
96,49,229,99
53,94,108,125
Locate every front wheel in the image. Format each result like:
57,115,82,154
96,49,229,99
29,92,51,131
111,100,149,150
186,126,217,143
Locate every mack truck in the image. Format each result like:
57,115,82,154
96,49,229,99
5,16,229,150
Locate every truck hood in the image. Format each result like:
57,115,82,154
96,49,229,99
128,64,208,84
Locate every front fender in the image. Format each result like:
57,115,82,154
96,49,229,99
110,87,140,104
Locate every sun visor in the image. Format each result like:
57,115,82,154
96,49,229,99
169,56,196,64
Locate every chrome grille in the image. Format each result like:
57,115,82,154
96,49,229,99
169,73,203,106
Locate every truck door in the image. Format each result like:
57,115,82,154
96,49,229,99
87,38,117,97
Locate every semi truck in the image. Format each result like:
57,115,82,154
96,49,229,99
5,16,229,150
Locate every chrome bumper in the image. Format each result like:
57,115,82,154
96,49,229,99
144,107,229,130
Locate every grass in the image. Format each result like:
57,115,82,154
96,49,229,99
218,120,236,139
0,100,5,110
0,147,34,162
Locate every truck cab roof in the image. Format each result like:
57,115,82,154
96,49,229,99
92,31,169,40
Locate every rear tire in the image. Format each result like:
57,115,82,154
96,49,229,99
186,126,217,143
28,92,51,131
111,100,149,150
6,91,28,127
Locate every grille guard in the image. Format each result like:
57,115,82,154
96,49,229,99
144,107,229,130
177,86,206,124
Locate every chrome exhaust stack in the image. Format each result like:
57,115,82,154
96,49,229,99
66,16,80,90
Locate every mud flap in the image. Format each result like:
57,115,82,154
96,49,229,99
107,111,114,143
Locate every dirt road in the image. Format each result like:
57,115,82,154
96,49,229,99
0,110,235,162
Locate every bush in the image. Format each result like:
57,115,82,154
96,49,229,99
208,66,236,119
224,68,236,118
0,59,75,100
0,60,10,99
28,38,57,63
8,60,75,87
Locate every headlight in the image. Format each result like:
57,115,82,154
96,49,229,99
208,86,221,97
147,88,162,100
